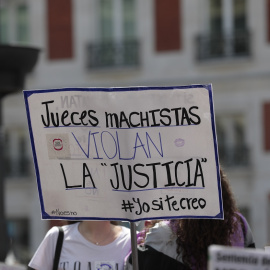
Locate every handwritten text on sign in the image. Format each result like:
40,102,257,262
24,85,222,221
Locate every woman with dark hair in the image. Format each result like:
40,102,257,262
29,220,131,270
125,168,255,270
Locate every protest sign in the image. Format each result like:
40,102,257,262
24,84,222,221
208,245,270,270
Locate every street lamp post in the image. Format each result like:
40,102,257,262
0,91,9,262
0,45,39,261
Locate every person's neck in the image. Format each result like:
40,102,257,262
78,221,120,246
81,221,112,234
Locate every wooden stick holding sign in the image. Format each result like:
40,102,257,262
130,222,139,270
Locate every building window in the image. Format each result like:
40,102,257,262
4,128,31,178
209,0,246,35
16,4,29,44
0,5,8,43
100,0,114,42
234,0,246,32
196,0,250,60
0,1,29,45
99,0,136,42
87,0,139,69
210,0,222,37
216,115,250,167
123,0,136,40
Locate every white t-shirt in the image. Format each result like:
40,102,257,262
29,223,131,270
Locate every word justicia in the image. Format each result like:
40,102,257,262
59,158,207,190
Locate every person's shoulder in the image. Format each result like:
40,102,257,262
60,222,80,237
145,221,174,245
234,212,256,248
141,221,180,263
46,223,78,238
45,225,61,238
235,212,246,221
36,225,64,247
235,212,250,232
62,222,78,231
120,225,131,236
149,221,171,236
239,212,256,247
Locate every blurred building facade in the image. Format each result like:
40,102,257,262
1,0,270,261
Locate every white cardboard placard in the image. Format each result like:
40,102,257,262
24,84,222,221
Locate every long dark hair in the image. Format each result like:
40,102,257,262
172,168,242,269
